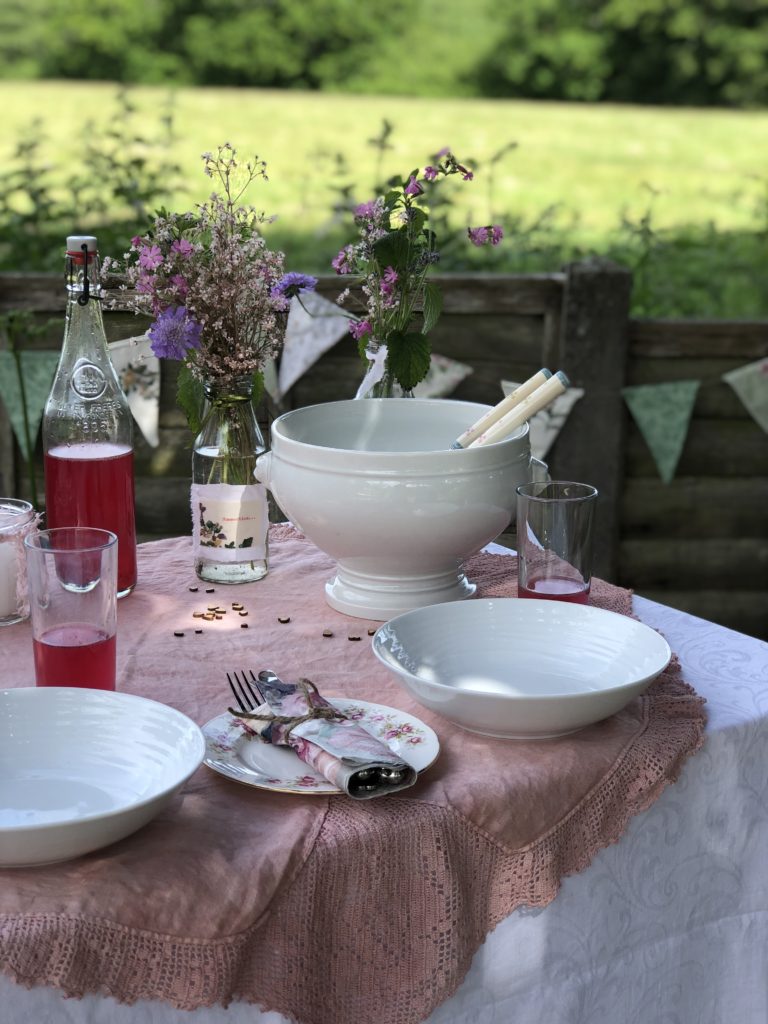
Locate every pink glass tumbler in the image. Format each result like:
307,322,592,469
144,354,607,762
24,527,118,690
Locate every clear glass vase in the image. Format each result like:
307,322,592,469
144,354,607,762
191,375,269,584
355,342,414,399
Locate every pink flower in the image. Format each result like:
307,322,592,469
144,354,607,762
468,225,504,246
171,238,194,258
171,274,189,298
468,226,490,246
380,266,398,298
423,166,439,181
139,244,163,270
349,319,372,341
135,272,155,293
332,247,354,274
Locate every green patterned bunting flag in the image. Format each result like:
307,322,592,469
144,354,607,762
622,379,700,483
722,358,768,434
0,350,61,461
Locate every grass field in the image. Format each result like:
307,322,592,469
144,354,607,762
2,80,767,314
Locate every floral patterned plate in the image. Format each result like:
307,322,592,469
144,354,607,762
202,698,439,795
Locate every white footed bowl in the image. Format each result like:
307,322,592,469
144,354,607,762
256,399,541,619
372,599,672,738
0,688,206,867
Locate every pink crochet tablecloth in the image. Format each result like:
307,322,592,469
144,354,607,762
0,525,706,1024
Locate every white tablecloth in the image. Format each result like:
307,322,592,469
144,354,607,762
3,581,767,1024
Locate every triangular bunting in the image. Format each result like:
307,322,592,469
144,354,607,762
108,336,160,447
502,379,584,460
622,380,700,483
722,358,768,434
277,292,351,400
0,350,61,461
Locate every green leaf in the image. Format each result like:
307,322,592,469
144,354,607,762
176,361,204,435
240,536,253,548
421,281,443,335
383,189,401,210
386,330,431,391
372,230,411,272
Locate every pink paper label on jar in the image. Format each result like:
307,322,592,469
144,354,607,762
191,483,268,562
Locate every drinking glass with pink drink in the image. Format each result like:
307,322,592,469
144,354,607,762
24,527,117,690
515,482,598,605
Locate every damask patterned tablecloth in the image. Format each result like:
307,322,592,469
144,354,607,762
1,531,765,1024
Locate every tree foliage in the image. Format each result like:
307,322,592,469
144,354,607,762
0,0,766,105
476,0,768,107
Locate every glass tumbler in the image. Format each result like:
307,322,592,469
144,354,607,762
25,527,118,690
516,481,598,604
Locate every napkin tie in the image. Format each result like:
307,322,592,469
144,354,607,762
229,678,345,738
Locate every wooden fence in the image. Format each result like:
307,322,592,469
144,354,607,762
1,264,766,639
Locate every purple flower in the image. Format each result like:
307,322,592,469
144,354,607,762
171,238,194,258
354,200,378,219
423,166,439,181
457,164,474,181
270,272,318,299
490,225,504,245
435,146,451,158
138,244,163,270
147,306,202,361
467,226,490,246
349,319,372,341
404,175,423,197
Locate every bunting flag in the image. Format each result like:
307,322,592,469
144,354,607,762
108,336,160,447
0,350,61,461
622,379,700,483
501,379,584,461
415,354,473,398
722,358,768,435
276,291,351,400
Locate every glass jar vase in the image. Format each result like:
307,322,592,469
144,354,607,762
355,341,414,399
191,376,269,584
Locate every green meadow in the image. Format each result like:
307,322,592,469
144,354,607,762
2,80,766,314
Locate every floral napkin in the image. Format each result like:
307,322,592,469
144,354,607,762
231,672,417,799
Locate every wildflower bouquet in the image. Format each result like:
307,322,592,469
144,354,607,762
105,142,316,430
332,149,503,397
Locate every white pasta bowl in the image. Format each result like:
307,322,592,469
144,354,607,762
255,399,543,620
0,687,206,867
372,599,672,739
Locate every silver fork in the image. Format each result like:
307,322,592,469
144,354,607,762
226,669,265,713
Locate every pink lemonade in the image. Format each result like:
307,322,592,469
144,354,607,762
45,443,137,595
33,623,116,690
518,576,590,604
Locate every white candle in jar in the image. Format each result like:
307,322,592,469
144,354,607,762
0,540,17,618
0,500,36,624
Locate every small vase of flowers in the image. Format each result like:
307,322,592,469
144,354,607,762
331,149,503,398
105,143,316,582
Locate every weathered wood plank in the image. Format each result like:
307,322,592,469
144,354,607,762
626,356,756,385
630,319,768,359
626,420,768,478
549,259,633,583
619,538,768,588
621,477,768,538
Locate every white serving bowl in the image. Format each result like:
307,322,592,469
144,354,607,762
256,399,542,619
0,688,206,867
372,599,672,739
